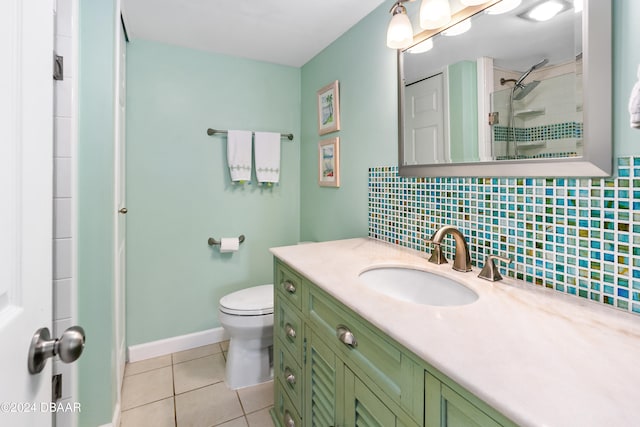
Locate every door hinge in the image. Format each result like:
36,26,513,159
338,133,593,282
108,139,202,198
488,111,499,126
52,373,62,401
53,54,64,81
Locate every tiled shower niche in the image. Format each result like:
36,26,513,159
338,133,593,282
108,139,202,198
368,157,640,314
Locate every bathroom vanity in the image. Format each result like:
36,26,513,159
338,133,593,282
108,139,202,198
269,238,640,427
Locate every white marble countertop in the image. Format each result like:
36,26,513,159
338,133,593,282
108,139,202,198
270,238,640,427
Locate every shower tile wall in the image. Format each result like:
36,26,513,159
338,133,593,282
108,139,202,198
492,71,582,159
53,0,76,423
368,158,640,315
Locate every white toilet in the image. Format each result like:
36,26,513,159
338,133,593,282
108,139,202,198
218,284,274,389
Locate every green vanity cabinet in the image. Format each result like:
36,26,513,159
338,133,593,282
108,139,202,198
272,259,515,427
425,372,515,427
343,366,417,427
305,330,339,426
273,261,307,425
305,329,420,427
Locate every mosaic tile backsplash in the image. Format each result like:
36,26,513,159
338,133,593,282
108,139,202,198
493,122,583,143
368,157,640,314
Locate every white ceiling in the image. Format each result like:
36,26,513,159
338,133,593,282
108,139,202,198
121,0,387,67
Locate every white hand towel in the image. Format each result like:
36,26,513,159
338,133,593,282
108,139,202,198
254,131,281,183
227,130,252,182
630,64,640,129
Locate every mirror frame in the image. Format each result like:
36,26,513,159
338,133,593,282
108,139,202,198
397,0,612,177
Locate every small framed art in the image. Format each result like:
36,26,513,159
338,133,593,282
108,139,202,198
317,80,340,135
318,137,340,187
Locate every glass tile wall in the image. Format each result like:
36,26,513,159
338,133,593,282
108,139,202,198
368,158,640,314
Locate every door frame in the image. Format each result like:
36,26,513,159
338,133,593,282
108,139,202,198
113,1,127,408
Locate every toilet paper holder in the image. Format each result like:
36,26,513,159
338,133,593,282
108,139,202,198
208,235,245,246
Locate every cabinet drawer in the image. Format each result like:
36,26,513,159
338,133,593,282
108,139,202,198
275,341,303,414
275,297,303,362
308,286,423,421
275,261,304,311
274,378,303,427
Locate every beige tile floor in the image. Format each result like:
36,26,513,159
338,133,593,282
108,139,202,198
121,342,275,427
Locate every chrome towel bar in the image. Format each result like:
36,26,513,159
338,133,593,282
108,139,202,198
207,128,294,141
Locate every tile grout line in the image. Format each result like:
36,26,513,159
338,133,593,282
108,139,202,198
173,351,225,366
173,379,226,397
122,343,273,427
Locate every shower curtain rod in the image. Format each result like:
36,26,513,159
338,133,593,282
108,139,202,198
207,128,294,141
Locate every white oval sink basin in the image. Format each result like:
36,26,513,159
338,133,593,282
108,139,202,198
359,267,478,306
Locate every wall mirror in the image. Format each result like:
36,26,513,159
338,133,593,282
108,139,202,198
398,0,611,177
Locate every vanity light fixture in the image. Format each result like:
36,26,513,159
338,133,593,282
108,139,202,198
441,19,471,36
387,0,415,49
519,0,570,22
573,0,583,13
485,0,522,15
408,38,434,54
420,0,452,29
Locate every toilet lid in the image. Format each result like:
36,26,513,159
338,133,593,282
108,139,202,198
219,284,274,315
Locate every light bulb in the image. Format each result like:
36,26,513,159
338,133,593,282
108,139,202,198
526,0,565,21
574,0,583,13
485,0,522,15
442,19,472,36
420,0,452,30
408,38,434,54
387,5,414,49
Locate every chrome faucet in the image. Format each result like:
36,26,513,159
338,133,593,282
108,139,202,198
426,225,472,272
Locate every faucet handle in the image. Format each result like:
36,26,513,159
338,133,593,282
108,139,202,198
478,254,512,282
426,240,448,265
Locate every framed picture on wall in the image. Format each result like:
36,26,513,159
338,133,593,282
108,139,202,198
318,137,340,187
317,80,340,135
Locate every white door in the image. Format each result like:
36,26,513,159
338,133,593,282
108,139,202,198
403,73,446,164
114,15,128,399
0,1,53,426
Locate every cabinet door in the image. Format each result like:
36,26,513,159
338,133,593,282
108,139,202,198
344,368,417,427
441,384,502,427
426,373,503,427
306,330,342,427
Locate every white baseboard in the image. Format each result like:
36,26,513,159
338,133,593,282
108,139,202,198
111,401,121,427
127,327,229,363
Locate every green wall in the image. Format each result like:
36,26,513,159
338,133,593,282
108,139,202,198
299,3,397,242
77,1,117,426
125,40,301,346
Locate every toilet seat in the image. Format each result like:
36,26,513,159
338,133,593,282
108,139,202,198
219,284,273,316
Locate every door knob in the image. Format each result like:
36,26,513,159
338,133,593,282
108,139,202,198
28,326,86,374
118,208,128,214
